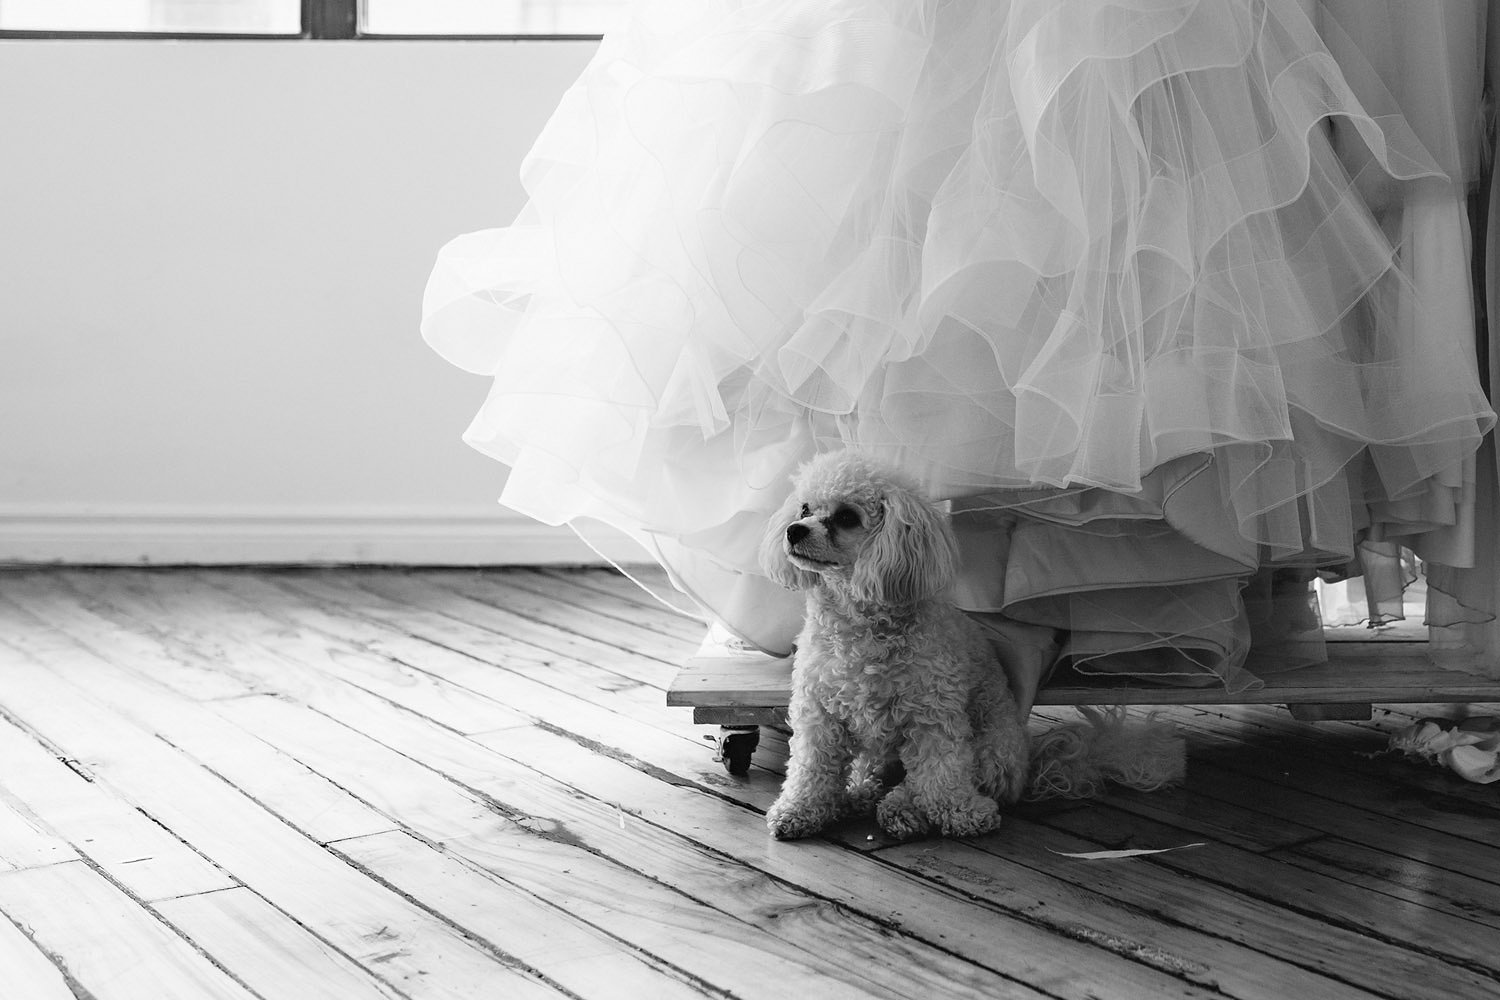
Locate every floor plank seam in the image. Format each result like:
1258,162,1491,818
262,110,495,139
1126,708,1500,840
502,725,1189,1000
7,568,1495,1000
511,684,1434,999
0,593,1050,1000
269,574,680,701
950,834,1477,1000
160,738,402,852
315,767,864,1000
173,881,429,1000
1167,746,1500,859
473,726,1085,999
383,842,738,1000
506,569,705,641
0,857,79,876
316,639,696,753
307,686,476,741
530,719,768,815
1,904,112,1000
318,570,690,696
853,843,1258,995
55,758,96,783
1261,833,1332,855
388,573,689,671
532,567,701,625
56,853,271,1000
150,728,596,999
193,572,728,789
203,686,869,998
0,703,66,762
1063,845,1500,984
365,643,702,754
322,844,602,1000
151,884,245,903
123,796,243,885
1256,843,1500,929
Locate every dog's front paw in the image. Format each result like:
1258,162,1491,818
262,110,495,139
766,796,833,840
841,776,885,817
935,795,1003,838
875,787,931,841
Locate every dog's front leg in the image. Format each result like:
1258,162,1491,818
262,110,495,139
767,698,853,840
877,724,1002,840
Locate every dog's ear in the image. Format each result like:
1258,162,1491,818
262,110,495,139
759,490,821,591
850,483,957,605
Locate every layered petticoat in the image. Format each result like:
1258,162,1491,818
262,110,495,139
423,0,1497,689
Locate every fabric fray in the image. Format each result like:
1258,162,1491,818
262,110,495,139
1388,716,1500,784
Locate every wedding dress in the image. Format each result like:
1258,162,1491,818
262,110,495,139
423,0,1495,690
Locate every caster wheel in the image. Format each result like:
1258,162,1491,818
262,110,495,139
716,727,760,776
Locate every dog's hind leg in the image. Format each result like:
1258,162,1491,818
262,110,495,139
974,701,1030,805
878,726,1002,839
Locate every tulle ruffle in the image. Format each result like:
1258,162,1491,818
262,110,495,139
424,0,1496,685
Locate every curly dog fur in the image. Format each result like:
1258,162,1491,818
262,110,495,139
759,450,1029,840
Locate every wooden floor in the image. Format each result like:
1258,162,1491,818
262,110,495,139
1,568,1499,1000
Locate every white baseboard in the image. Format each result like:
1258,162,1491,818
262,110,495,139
0,505,645,566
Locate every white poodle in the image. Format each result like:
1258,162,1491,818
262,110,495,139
758,449,1186,841
759,450,1029,840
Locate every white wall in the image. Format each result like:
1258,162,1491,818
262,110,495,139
0,39,627,564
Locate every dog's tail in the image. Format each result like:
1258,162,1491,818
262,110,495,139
1026,706,1185,800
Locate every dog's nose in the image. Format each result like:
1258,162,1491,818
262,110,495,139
786,523,810,546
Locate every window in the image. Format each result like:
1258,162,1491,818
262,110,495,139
0,0,301,34
363,0,627,37
0,0,625,37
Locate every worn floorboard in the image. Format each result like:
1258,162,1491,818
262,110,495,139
1,567,1497,1000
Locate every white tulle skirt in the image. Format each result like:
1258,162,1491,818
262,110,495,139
423,0,1496,689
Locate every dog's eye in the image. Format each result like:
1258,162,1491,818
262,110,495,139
831,506,862,530
799,504,811,519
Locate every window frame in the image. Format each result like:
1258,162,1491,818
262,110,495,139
0,0,607,41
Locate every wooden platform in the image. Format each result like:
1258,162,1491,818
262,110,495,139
3,566,1500,1000
671,640,1500,725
